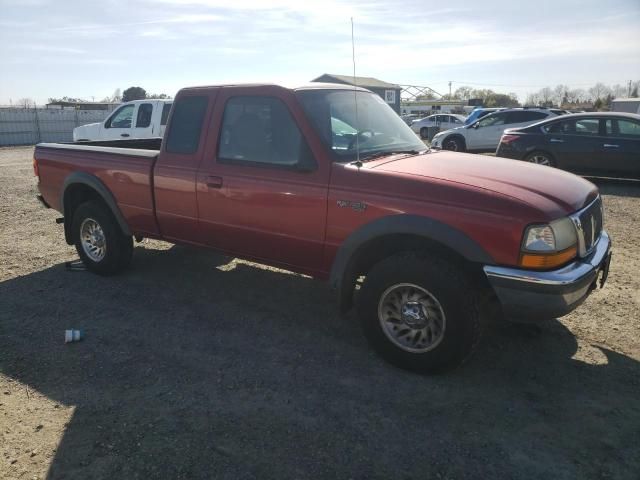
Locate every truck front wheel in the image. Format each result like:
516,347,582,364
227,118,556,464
71,201,133,275
356,253,483,373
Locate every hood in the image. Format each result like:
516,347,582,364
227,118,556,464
368,151,597,217
73,122,101,141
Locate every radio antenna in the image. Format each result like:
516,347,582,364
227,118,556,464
351,17,360,165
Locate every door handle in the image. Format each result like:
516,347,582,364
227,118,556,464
603,144,619,148
121,133,130,138
549,138,564,143
206,176,223,188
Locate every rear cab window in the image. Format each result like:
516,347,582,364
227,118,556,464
165,96,209,154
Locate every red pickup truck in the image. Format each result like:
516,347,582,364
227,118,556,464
34,83,612,373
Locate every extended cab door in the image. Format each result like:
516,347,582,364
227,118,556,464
196,86,330,274
102,103,136,140
132,102,154,138
153,93,215,243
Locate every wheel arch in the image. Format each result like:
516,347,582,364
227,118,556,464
329,214,495,312
442,133,466,150
61,172,131,244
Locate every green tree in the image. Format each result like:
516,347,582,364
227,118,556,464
146,93,171,99
122,86,147,102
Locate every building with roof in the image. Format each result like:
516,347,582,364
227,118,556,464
611,98,640,114
311,74,402,113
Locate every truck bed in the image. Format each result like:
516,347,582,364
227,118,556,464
35,138,162,237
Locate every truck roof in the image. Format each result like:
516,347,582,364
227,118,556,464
178,82,372,95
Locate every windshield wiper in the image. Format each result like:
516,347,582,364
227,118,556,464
351,149,427,166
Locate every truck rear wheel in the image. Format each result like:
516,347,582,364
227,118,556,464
71,201,133,275
356,253,483,373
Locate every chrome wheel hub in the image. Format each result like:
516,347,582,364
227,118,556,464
80,218,106,262
529,155,550,166
378,283,446,353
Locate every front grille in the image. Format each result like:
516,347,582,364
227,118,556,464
576,197,603,256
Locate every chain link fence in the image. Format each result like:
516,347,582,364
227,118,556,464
0,108,111,146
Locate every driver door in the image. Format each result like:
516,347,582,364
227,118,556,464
466,111,508,150
102,103,135,140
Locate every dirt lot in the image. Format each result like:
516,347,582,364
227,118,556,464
1,146,639,480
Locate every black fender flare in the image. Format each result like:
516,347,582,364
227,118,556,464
329,214,494,307
61,172,132,243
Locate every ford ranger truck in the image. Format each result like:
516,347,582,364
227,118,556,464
34,83,612,373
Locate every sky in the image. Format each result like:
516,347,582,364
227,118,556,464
1,0,639,105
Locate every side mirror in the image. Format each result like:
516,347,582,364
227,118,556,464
473,122,480,129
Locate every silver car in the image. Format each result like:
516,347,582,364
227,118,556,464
411,114,466,139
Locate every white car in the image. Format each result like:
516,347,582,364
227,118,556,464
73,99,172,142
411,114,466,138
430,108,558,152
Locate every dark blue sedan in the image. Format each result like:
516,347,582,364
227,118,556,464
496,112,640,178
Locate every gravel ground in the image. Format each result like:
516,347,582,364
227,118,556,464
1,146,639,480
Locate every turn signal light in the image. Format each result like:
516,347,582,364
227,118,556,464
519,245,577,269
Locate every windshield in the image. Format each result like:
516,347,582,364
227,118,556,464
297,90,426,162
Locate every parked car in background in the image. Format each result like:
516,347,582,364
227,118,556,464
411,114,466,138
464,108,505,125
73,99,172,142
431,108,559,152
496,112,640,178
401,114,420,125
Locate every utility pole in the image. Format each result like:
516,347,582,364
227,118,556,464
629,80,633,97
448,81,452,99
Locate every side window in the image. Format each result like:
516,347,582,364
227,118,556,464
546,119,600,135
218,96,316,170
616,119,640,138
574,119,600,135
507,111,547,124
477,112,507,127
160,103,172,126
106,104,134,129
135,103,153,128
165,96,208,154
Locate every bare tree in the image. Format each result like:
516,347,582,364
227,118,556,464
610,84,627,99
588,82,610,101
553,85,569,107
16,98,35,109
453,86,473,100
111,88,122,102
539,87,553,106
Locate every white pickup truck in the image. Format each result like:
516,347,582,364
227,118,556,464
73,99,172,142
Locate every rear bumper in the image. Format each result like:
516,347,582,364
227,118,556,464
483,231,611,319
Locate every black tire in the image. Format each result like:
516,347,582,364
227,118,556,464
71,201,133,275
525,151,556,167
356,253,483,374
442,136,465,152
420,127,428,139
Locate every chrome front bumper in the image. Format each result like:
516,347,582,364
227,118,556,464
483,231,612,319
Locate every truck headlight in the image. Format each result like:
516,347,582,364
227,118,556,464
520,217,577,269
